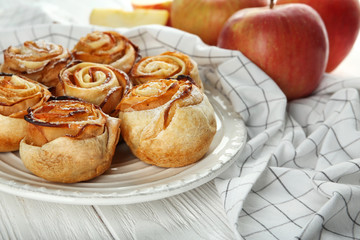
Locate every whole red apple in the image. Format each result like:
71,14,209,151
170,0,269,46
277,0,360,72
217,3,329,100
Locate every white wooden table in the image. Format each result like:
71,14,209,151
0,181,235,239
0,1,359,239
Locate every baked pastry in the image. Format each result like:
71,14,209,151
19,97,121,183
0,73,51,152
1,40,71,87
129,51,204,91
56,62,132,115
72,31,139,74
117,76,216,167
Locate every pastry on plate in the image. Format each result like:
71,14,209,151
56,62,132,115
129,51,204,91
117,75,216,168
19,97,121,183
0,73,51,152
72,31,139,74
1,40,71,87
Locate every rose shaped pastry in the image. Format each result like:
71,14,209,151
1,40,71,87
19,97,121,183
56,62,132,115
0,73,51,152
129,51,204,91
71,31,139,74
118,76,216,167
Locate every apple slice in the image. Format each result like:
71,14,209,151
131,0,172,26
131,0,172,9
90,8,169,28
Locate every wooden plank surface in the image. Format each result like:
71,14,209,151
0,194,113,239
0,181,235,240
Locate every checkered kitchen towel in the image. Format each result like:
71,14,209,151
0,2,359,239
209,39,360,240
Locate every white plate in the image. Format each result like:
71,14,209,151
0,84,246,205
0,24,247,205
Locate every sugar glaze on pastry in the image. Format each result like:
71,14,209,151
1,40,71,87
56,62,132,115
72,31,139,74
19,97,121,183
130,51,204,91
0,73,51,152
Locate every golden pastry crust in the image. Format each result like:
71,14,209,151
0,114,28,152
129,51,204,91
1,40,71,87
118,77,216,167
19,98,121,183
0,73,51,152
56,62,132,115
72,31,140,74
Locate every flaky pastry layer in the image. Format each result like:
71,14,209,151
119,79,216,167
130,51,204,91
20,117,120,183
0,74,51,151
72,31,139,74
1,40,71,87
56,62,132,115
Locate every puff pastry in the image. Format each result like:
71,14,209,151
1,40,71,87
129,51,204,91
0,73,51,152
72,31,139,74
19,97,121,183
56,62,132,115
118,76,216,167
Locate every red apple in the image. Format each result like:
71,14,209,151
170,0,269,46
217,3,329,100
131,0,172,26
277,0,360,72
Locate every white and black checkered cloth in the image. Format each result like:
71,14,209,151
0,5,359,240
